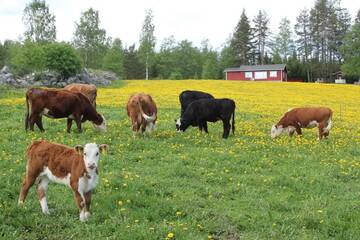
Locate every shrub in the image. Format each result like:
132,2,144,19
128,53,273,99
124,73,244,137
43,42,82,79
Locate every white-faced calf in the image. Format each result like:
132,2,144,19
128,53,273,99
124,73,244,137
271,107,333,140
18,140,108,222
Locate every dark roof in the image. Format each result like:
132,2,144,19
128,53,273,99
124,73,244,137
224,64,287,72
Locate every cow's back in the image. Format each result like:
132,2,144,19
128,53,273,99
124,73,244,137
27,140,80,177
287,107,332,124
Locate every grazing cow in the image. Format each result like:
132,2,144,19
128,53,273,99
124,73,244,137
126,93,157,135
64,83,97,108
25,88,106,133
176,90,214,130
18,140,109,222
177,98,236,139
271,107,333,140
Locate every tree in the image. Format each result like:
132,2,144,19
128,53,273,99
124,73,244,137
295,9,312,81
356,9,360,24
231,9,253,65
202,51,220,79
9,40,45,76
123,44,144,79
139,9,156,80
103,38,124,78
253,10,270,64
23,0,56,43
173,40,202,79
0,42,5,68
340,23,360,79
156,36,177,79
273,18,294,62
73,8,109,69
43,42,82,79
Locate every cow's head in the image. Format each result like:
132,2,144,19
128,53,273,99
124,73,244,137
175,118,181,131
271,124,284,139
75,143,109,172
177,118,190,132
93,114,106,132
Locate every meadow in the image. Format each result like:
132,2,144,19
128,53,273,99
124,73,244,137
0,80,360,240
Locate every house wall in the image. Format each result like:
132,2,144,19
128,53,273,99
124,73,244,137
226,70,284,81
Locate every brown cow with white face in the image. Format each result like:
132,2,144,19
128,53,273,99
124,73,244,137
64,83,97,108
126,93,157,135
271,107,333,140
18,140,109,222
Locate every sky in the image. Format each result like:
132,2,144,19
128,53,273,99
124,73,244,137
0,0,359,50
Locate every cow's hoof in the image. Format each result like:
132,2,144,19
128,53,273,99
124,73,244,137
18,200,24,206
42,209,50,215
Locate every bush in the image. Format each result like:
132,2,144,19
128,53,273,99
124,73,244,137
9,40,45,76
43,42,82,79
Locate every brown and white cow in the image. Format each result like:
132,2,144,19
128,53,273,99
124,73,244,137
25,88,106,133
64,83,97,108
271,107,333,140
126,93,157,135
18,140,109,222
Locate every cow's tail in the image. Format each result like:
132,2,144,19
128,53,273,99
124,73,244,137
138,100,156,122
231,105,235,135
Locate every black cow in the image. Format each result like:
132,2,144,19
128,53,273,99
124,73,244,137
177,98,236,139
176,90,214,130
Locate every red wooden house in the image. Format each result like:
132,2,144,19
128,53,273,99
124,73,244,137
224,64,287,81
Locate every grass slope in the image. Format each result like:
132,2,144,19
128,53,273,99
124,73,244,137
0,81,360,240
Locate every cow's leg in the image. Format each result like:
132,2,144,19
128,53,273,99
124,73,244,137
74,116,82,133
222,119,231,139
197,119,203,132
71,183,87,221
37,177,50,215
67,119,73,133
35,116,45,132
83,191,92,219
29,113,38,131
295,126,302,136
318,122,326,140
18,172,37,205
203,122,209,133
288,128,295,137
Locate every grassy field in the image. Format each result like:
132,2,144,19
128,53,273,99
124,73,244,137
0,80,360,239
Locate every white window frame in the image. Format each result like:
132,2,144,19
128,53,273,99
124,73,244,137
254,71,267,79
270,71,278,77
245,72,253,79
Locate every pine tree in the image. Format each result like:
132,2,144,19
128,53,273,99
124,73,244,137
253,10,270,64
230,9,252,65
274,18,295,62
23,0,56,43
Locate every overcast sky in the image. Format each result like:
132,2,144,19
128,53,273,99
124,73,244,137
0,0,359,49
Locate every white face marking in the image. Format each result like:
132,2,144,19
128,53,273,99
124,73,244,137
175,118,181,131
307,120,319,129
271,125,284,138
83,143,100,172
93,115,106,132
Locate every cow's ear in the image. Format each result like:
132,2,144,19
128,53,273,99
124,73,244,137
75,145,84,155
99,144,109,154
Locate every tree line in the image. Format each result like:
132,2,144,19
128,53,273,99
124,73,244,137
0,0,359,82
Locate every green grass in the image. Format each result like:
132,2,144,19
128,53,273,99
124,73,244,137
0,83,359,240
